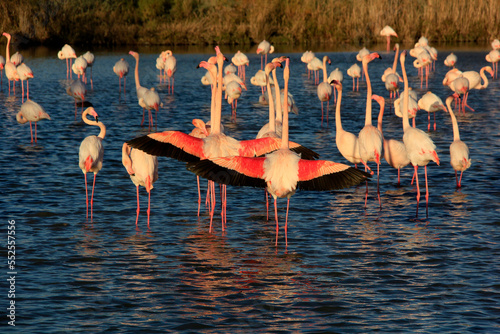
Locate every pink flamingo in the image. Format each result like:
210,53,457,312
445,95,471,188
380,26,398,51
444,53,457,68
11,52,23,66
127,48,318,231
16,100,51,144
187,58,370,247
327,67,343,103
129,51,149,125
58,44,77,79
122,143,159,228
372,94,409,186
256,40,274,70
17,63,33,102
347,64,361,91
317,55,332,124
72,55,88,83
67,79,87,117
79,107,106,221
486,49,500,78
417,91,446,131
381,43,402,99
82,51,95,89
140,87,161,130
330,80,362,168
400,50,440,217
164,50,176,95
113,58,130,93
231,51,249,79
2,32,20,95
358,52,383,209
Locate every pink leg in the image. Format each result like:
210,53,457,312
386,36,390,52
147,190,151,228
141,109,145,126
27,81,30,100
197,176,201,217
285,198,290,247
326,100,330,124
22,80,25,102
66,59,69,79
29,121,34,143
455,171,459,188
414,165,420,217
84,174,89,220
424,165,429,217
35,122,37,143
265,189,269,220
376,162,381,209
209,180,215,232
274,197,279,246
428,113,431,131
136,185,140,226
458,171,464,188
91,173,96,221
352,77,355,91
364,165,369,208
320,101,324,124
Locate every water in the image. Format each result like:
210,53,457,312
1,44,499,333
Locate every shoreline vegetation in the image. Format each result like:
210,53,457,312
1,0,499,49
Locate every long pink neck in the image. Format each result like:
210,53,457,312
265,66,276,132
133,55,141,89
400,53,411,131
363,57,373,126
272,68,282,122
376,98,385,133
322,56,328,82
446,98,461,141
211,48,223,134
5,35,11,62
335,85,343,132
281,60,290,149
392,44,399,72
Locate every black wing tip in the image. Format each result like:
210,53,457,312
126,135,200,163
187,160,266,188
291,145,320,160
298,166,371,191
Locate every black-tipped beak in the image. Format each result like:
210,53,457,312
329,79,339,85
95,116,99,123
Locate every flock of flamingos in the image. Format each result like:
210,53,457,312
3,26,500,246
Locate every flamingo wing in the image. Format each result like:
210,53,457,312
240,137,320,160
187,156,267,188
127,131,204,162
297,160,370,191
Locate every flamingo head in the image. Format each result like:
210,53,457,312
2,32,11,39
329,79,342,91
486,66,494,77
129,51,138,59
86,107,99,120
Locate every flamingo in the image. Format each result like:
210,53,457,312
0,55,5,86
122,143,159,227
449,76,470,115
16,100,51,143
17,63,33,102
417,92,446,131
492,39,500,50
164,50,176,95
223,72,247,91
301,50,315,77
413,49,432,89
82,51,95,89
127,48,318,230
444,53,457,68
58,44,77,79
330,80,362,168
113,58,130,93
225,80,243,120
460,66,494,111
372,94,409,186
224,63,237,76
307,56,323,84
317,55,332,124
400,50,440,217
79,107,106,221
187,58,370,247
381,43,402,99
72,55,88,82
156,55,165,83
11,52,23,66
139,87,161,130
251,69,270,96
394,88,418,127
358,52,383,209
67,79,87,117
201,70,214,86
327,67,343,102
485,49,500,78
256,40,274,70
347,63,361,91
231,50,249,79
380,26,398,51
445,95,471,188
2,32,20,95
356,47,370,80
129,51,149,126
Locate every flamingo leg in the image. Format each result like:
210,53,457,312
209,180,215,232
428,113,431,131
147,189,151,229
91,173,96,221
414,165,420,217
265,189,269,220
136,185,140,226
352,77,355,91
29,121,33,143
274,197,279,247
66,58,69,79
458,171,464,188
377,161,381,209
386,36,390,52
326,99,330,124
90,67,93,90
424,165,429,218
27,81,30,100
197,176,201,217
434,112,437,131
84,174,89,220
141,108,145,126
397,168,401,187
35,122,37,143
285,198,290,248
21,80,24,102
364,165,369,209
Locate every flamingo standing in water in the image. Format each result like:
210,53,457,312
2,32,20,95
347,63,361,91
83,51,95,89
122,143,158,227
231,51,249,79
113,58,130,93
163,50,176,95
460,66,494,112
188,58,370,247
140,87,161,130
372,94,409,186
127,48,318,231
17,63,33,102
79,107,106,221
417,91,446,131
330,80,362,168
256,40,274,70
444,53,457,68
380,25,398,51
67,79,87,117
317,55,332,124
58,44,77,79
382,43,402,99
400,50,440,217
72,55,88,83
445,95,471,188
486,49,500,78
129,51,149,126
16,100,51,144
327,67,343,103
358,52,383,209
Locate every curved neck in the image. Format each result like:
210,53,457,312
272,68,282,122
265,68,276,132
335,85,343,133
281,60,290,149
400,53,411,131
363,58,373,126
83,110,106,139
133,54,141,89
392,44,399,72
446,98,460,141
479,67,489,89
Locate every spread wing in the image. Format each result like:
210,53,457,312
297,160,371,191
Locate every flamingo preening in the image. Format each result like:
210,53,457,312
16,100,51,144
